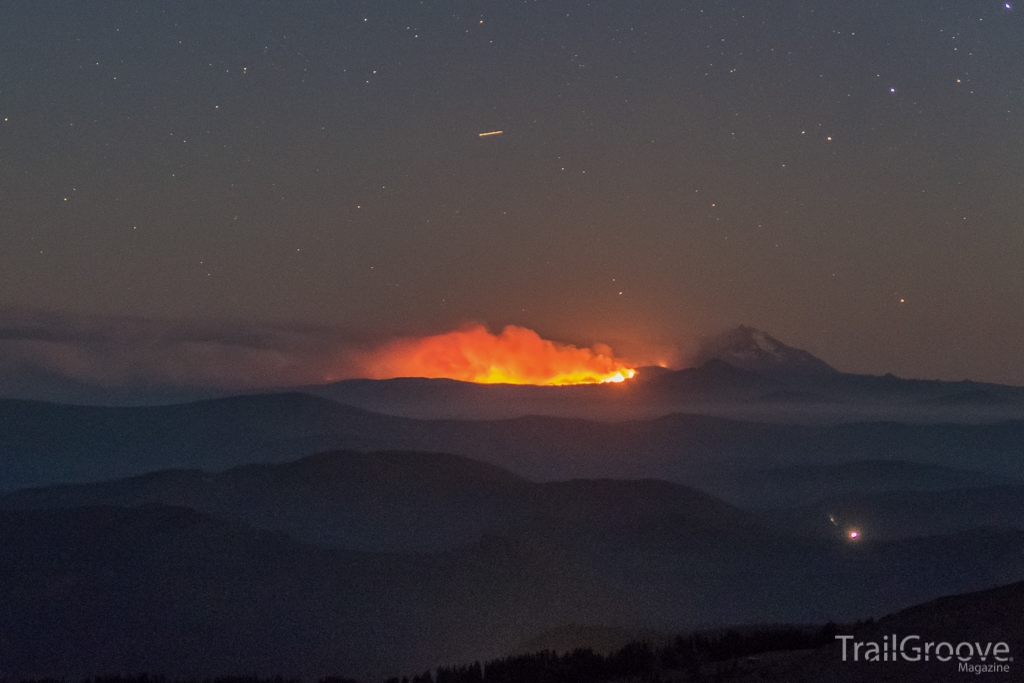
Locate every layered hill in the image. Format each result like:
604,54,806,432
712,459,1018,508
4,393,1024,499
2,484,1023,678
1,450,752,553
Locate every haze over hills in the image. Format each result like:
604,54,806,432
3,452,1024,679
9,447,1023,551
4,392,1024,496
0,450,753,553
1,327,1021,678
713,459,1019,508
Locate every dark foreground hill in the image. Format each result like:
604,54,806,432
383,579,1024,683
0,503,588,680
733,579,1024,682
3,394,1024,502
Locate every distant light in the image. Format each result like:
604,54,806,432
889,87,896,93
1006,3,1013,10
848,530,860,540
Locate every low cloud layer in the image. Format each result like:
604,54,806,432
0,308,365,404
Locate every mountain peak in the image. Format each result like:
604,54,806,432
691,326,836,376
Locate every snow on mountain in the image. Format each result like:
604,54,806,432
691,326,837,376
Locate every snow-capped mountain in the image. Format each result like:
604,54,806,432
690,325,837,377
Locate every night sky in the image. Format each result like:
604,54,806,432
1,0,1022,386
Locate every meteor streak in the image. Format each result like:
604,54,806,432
353,323,636,385
478,130,504,137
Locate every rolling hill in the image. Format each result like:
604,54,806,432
1,450,752,553
2,495,1023,679
4,393,1024,499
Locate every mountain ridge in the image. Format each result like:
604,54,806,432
4,393,1024,496
0,449,752,553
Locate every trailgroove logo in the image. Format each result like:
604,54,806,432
836,634,1013,674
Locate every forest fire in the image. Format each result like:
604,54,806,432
354,323,637,385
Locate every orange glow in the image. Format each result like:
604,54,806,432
354,323,637,385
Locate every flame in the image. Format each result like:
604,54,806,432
354,323,637,385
